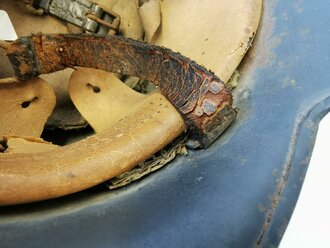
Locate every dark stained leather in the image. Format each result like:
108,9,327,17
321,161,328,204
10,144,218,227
6,34,236,147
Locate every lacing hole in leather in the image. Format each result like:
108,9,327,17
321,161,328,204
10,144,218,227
21,97,38,108
87,83,101,93
21,101,30,108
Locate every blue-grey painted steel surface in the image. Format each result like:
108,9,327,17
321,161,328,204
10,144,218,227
1,1,329,247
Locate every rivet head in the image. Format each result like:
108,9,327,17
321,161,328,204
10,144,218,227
209,81,224,94
194,106,204,117
202,99,217,116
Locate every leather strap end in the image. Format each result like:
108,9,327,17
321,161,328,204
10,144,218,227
6,36,40,80
187,105,237,148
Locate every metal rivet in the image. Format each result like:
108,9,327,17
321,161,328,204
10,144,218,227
202,99,217,116
209,81,223,94
194,106,204,117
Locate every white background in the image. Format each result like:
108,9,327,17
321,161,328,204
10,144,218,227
279,114,330,247
0,10,17,40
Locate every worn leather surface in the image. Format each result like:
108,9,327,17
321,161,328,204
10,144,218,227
1,0,261,132
0,0,144,129
0,77,56,137
0,0,85,128
68,68,146,132
4,137,57,154
6,33,236,147
0,92,185,205
0,0,261,206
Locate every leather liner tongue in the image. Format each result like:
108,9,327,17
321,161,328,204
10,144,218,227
3,137,57,154
68,68,146,133
0,0,145,129
0,78,56,137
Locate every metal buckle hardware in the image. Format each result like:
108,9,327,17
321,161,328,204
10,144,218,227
31,0,120,34
85,6,120,35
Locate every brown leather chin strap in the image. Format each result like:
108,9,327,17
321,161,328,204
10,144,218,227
6,33,236,148
0,34,237,205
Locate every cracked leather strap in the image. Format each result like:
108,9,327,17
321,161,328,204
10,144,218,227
6,33,236,148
